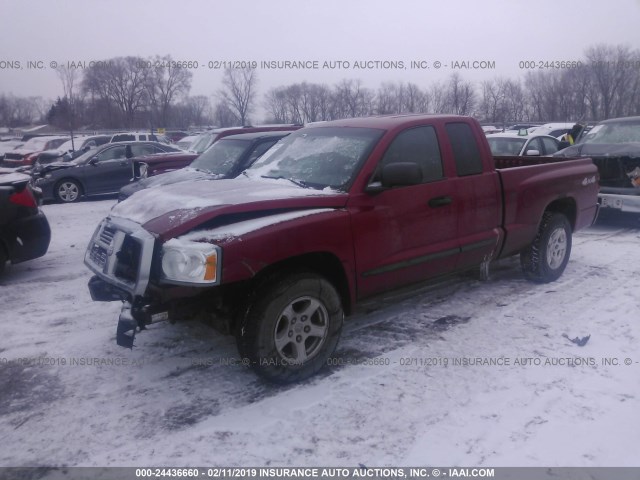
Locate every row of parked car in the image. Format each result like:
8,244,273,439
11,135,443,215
0,131,176,169
19,124,300,203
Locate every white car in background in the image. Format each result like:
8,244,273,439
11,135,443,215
34,134,111,165
531,122,576,139
109,131,171,144
486,132,562,156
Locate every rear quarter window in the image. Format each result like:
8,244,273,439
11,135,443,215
446,122,483,176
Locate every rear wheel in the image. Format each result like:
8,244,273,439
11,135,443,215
521,212,572,283
236,271,344,384
55,179,82,203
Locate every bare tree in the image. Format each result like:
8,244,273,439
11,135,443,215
444,73,476,115
585,44,634,119
218,67,257,125
264,87,289,123
213,100,237,127
145,55,193,128
333,79,374,118
55,66,81,145
83,57,149,128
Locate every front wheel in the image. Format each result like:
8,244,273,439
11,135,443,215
236,272,344,384
520,212,572,283
55,179,82,203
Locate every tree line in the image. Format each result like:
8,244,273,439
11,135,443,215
1,44,639,131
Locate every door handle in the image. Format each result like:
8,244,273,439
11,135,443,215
428,196,452,208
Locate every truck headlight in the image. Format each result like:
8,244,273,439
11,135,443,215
161,241,221,285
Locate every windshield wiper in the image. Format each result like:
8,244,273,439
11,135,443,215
260,175,310,188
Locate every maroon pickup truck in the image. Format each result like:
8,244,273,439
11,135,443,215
85,115,599,383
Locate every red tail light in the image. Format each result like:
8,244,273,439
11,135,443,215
9,186,38,208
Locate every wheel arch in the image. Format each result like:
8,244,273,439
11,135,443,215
543,197,577,230
248,252,353,315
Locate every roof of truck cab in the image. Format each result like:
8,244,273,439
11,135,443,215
305,114,469,130
216,131,293,141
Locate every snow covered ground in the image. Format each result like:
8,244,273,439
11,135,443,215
0,199,638,468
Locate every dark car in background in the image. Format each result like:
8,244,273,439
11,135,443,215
31,141,182,203
0,169,51,273
119,131,291,201
128,124,302,179
554,115,640,213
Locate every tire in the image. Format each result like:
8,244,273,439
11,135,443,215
236,272,344,384
520,212,572,283
55,179,82,203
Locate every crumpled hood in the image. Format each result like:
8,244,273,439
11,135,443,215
110,177,348,240
34,162,74,176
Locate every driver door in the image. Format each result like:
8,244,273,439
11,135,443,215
83,145,129,194
348,125,460,298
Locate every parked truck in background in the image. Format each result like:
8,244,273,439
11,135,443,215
84,114,599,383
554,115,640,214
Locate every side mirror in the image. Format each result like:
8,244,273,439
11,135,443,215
89,157,98,166
525,149,540,156
366,162,423,193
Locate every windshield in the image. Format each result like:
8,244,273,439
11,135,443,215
486,137,527,156
70,146,103,165
190,133,215,153
190,139,248,175
245,127,383,190
580,120,640,144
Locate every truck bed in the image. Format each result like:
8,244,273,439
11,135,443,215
494,155,599,258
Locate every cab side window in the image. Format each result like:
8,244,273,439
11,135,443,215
98,146,126,161
541,137,559,155
524,138,543,155
446,122,483,176
381,126,443,183
130,144,158,157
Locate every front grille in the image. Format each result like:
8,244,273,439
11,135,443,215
84,217,155,297
100,225,117,245
89,244,108,268
114,235,141,283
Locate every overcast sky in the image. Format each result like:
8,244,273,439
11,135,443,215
2,0,640,112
